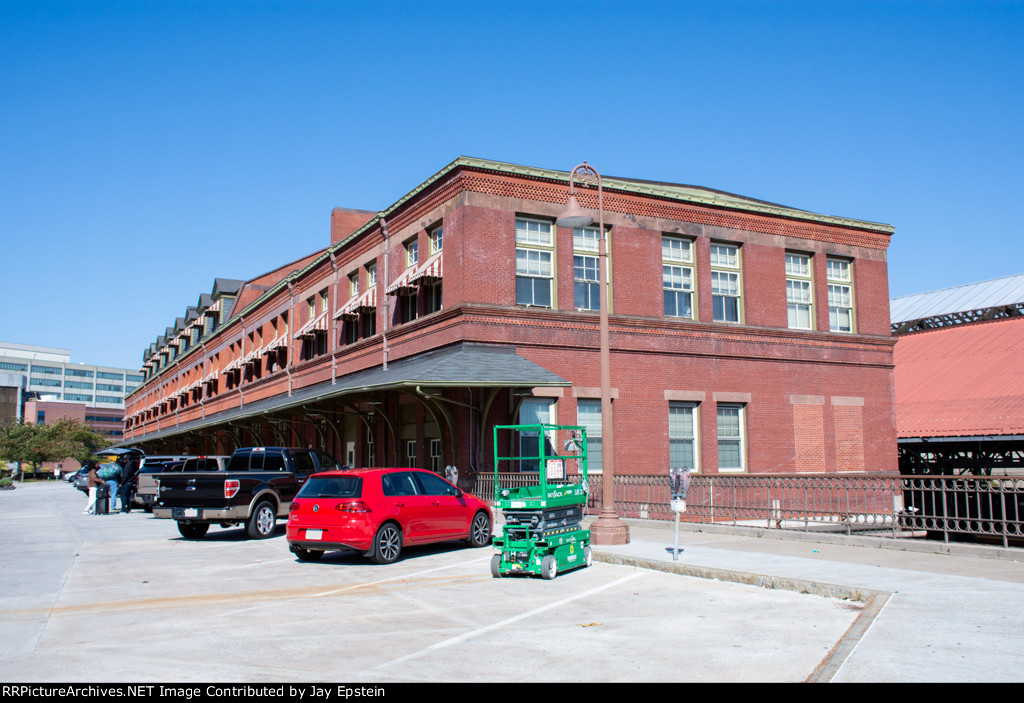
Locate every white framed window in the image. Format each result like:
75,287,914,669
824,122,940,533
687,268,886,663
573,225,600,252
669,402,699,472
717,404,745,472
349,272,359,298
405,238,419,269
573,254,599,311
710,243,741,323
429,438,442,472
366,261,377,288
786,252,813,330
827,257,854,333
405,440,417,468
516,217,553,246
573,226,607,312
429,224,443,254
515,217,554,308
663,236,694,319
517,397,555,472
577,399,603,473
319,289,329,315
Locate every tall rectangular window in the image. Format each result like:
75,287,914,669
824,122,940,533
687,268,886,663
663,236,695,319
405,238,418,269
786,252,813,330
517,397,555,472
429,224,443,254
669,402,698,472
717,404,745,472
710,243,741,323
827,258,855,333
429,438,442,473
349,272,359,299
515,217,554,308
573,225,601,311
366,262,377,288
577,399,602,473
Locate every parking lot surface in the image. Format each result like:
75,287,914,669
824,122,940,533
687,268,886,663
1,482,862,683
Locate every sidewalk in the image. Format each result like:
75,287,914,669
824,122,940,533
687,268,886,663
587,517,1024,682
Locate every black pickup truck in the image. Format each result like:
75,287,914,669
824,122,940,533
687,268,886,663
153,447,343,539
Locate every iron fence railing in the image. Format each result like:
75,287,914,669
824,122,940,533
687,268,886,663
468,472,1024,547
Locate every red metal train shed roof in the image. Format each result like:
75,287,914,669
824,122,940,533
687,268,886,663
895,316,1024,438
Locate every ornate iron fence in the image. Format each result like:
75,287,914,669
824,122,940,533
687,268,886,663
469,472,1024,547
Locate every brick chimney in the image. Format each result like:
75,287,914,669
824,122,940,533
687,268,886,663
331,208,377,244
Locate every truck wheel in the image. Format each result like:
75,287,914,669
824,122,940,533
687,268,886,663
490,554,503,578
177,522,209,539
370,523,402,564
541,555,557,580
467,511,492,548
247,501,277,539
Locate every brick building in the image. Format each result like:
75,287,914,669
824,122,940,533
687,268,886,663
123,157,897,483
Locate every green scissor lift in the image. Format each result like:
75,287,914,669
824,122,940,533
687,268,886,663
490,423,592,579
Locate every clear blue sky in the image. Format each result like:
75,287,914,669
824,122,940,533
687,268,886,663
2,0,1022,370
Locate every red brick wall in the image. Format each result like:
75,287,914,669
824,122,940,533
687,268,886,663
128,165,896,475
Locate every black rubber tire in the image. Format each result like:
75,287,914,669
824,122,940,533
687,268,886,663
467,511,492,548
491,554,503,578
370,523,402,564
247,501,277,540
584,544,593,567
292,546,324,562
541,554,557,580
177,521,209,540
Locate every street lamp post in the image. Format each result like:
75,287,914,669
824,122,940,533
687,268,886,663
557,162,630,545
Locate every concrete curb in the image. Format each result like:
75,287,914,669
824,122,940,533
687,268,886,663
607,517,1024,561
592,550,881,603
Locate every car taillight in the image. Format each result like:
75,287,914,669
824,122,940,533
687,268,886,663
224,479,240,499
336,501,371,513
289,501,300,511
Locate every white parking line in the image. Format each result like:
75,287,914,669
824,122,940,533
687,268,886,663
373,571,646,671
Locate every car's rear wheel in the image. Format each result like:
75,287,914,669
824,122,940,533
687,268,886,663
371,523,402,564
247,501,277,539
177,521,209,540
292,546,324,562
467,511,492,547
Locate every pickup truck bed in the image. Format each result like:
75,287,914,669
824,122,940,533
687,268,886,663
153,447,342,539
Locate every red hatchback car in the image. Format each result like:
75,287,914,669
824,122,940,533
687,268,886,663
286,468,493,563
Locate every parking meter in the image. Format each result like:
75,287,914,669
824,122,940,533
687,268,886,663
444,464,458,486
669,467,692,560
669,467,692,513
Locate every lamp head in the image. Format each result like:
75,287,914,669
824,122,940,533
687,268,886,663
555,195,593,228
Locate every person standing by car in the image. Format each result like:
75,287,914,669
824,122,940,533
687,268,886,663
118,455,140,513
83,462,103,514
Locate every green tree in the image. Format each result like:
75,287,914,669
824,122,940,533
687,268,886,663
0,419,111,479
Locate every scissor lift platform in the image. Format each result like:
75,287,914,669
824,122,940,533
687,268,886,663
490,424,591,579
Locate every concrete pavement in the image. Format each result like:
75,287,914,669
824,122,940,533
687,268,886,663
1,481,1022,682
588,516,1024,682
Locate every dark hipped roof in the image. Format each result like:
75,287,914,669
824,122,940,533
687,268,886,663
121,343,568,446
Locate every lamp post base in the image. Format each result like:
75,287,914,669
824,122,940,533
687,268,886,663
589,514,631,545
